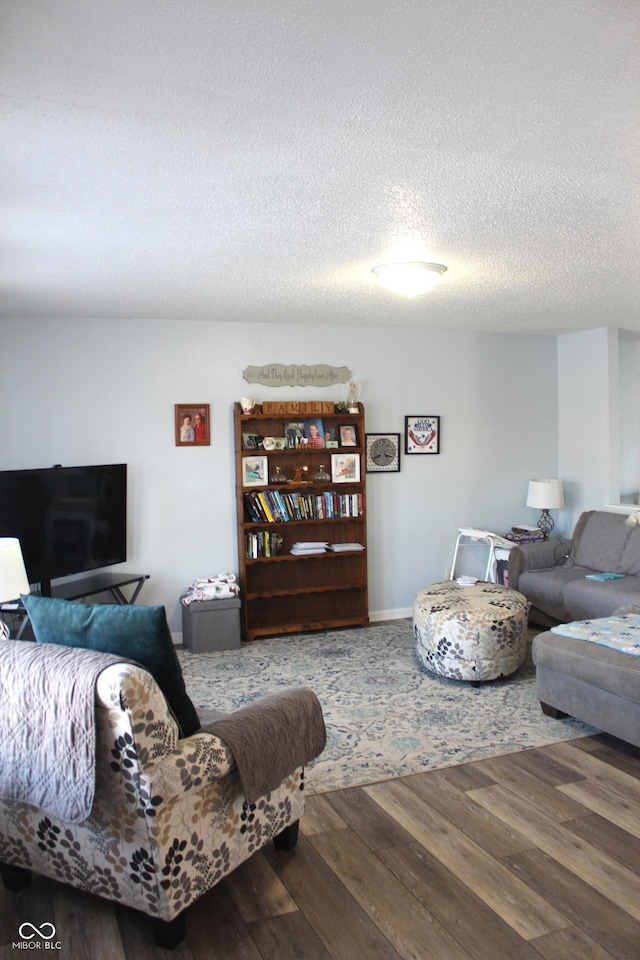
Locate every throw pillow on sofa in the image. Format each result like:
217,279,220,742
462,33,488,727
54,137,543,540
21,594,200,737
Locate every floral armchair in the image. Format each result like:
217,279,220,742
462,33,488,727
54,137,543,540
0,657,306,949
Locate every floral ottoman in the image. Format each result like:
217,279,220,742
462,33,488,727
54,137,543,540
413,580,530,683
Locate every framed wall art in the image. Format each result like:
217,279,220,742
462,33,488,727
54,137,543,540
366,433,401,472
405,415,440,455
242,456,269,487
175,404,210,446
331,453,361,483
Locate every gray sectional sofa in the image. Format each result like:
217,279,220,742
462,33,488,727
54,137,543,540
508,510,640,626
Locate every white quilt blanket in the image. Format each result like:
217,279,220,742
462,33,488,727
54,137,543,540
551,614,640,658
0,640,127,823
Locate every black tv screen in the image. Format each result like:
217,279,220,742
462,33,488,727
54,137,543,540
0,464,127,590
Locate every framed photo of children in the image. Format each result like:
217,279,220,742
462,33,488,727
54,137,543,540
175,404,210,446
405,415,440,455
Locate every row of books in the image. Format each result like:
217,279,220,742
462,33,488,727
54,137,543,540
245,531,284,559
244,490,364,523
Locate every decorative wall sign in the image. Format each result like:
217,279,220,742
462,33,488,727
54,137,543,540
243,364,351,388
405,416,440,455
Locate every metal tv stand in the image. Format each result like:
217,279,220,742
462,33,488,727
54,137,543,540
50,572,150,605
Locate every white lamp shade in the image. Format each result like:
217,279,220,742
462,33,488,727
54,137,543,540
526,479,565,510
0,538,30,603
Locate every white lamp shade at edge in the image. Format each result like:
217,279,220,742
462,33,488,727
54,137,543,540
0,538,30,603
526,479,565,510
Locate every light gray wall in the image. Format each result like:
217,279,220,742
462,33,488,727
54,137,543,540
1,317,559,634
557,327,617,532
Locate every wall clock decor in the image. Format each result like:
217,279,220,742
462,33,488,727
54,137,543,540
405,416,440,455
366,433,401,472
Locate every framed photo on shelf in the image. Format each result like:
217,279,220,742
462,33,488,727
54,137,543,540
242,456,268,487
405,415,440,455
339,424,358,447
331,453,361,483
284,421,305,447
175,404,210,446
303,418,325,448
242,432,260,450
365,433,401,473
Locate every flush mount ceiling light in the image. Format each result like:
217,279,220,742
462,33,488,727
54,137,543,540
372,261,447,298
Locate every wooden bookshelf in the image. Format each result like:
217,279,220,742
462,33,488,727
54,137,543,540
234,401,369,641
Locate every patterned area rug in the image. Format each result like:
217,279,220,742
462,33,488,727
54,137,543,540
178,620,597,795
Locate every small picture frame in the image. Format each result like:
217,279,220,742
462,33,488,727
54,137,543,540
242,432,260,450
284,421,305,447
339,424,358,447
405,415,440,455
242,456,269,487
331,453,361,483
175,404,210,446
303,418,325,448
366,433,401,473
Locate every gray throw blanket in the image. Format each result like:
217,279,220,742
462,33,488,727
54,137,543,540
0,640,127,823
200,686,326,802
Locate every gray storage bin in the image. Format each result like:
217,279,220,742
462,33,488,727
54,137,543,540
181,596,241,652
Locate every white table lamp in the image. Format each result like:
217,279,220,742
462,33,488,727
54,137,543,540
0,538,30,639
526,479,564,540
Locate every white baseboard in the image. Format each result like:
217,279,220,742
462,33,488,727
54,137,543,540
369,607,412,622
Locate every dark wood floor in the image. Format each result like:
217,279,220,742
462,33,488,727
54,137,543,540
2,733,640,960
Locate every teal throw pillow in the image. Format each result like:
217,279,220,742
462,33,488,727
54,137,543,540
21,594,200,737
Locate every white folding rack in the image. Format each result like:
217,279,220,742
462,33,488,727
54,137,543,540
450,528,514,583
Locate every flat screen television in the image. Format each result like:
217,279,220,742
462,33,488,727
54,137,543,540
0,464,127,596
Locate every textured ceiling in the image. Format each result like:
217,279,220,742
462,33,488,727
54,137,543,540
2,0,639,334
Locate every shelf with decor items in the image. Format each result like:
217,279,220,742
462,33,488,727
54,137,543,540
234,400,369,642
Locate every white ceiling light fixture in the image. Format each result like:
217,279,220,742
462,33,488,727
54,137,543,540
372,262,447,298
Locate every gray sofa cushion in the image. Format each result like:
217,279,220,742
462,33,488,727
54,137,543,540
620,526,640,577
572,511,631,573
518,566,591,622
562,575,640,620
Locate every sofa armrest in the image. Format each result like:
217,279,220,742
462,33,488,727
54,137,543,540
137,731,237,807
508,538,573,590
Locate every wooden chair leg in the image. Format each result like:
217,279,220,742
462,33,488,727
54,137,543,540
273,819,299,851
151,911,186,950
540,701,567,720
0,862,32,892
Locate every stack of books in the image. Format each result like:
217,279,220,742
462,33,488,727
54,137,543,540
328,543,365,552
290,541,329,555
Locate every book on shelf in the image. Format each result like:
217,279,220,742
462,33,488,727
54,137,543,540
290,541,329,555
328,542,365,551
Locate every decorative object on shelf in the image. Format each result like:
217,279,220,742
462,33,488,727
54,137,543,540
270,465,288,484
526,478,564,540
331,453,361,483
273,437,287,449
405,415,440,455
366,433,401,473
313,465,331,482
242,456,268,487
240,397,256,413
345,380,360,413
0,538,30,639
291,465,310,483
372,262,447,298
175,404,210,446
243,364,351,388
262,437,276,451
